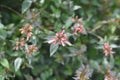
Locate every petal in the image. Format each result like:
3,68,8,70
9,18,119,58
65,41,72,46
61,41,65,46
104,50,109,56
47,39,56,44
80,26,87,34
61,30,65,35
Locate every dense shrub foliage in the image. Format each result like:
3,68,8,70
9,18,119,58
0,0,120,80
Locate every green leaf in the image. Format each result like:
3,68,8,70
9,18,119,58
50,44,59,56
0,23,4,29
90,60,101,71
64,17,72,29
0,58,10,69
73,5,81,10
0,29,7,40
102,57,109,69
14,57,22,72
22,0,32,13
109,54,114,68
0,66,5,80
41,69,53,80
24,74,33,80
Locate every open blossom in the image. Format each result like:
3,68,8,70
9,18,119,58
104,42,113,56
47,30,72,46
14,38,25,50
104,74,118,80
104,70,118,80
73,24,87,35
19,23,33,40
73,64,93,80
72,16,87,35
26,44,38,55
19,23,32,34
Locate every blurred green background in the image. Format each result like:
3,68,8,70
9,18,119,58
0,0,120,80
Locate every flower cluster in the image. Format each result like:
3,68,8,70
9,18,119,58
15,23,38,55
19,23,33,40
14,14,118,80
47,30,72,46
72,16,87,35
103,43,117,80
103,42,113,56
73,65,93,80
73,23,87,35
46,16,118,80
47,16,87,46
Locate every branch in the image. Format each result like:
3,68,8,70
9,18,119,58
0,5,23,18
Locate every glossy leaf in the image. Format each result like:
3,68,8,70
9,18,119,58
14,57,22,72
50,44,59,56
0,58,10,69
90,60,101,71
22,0,32,13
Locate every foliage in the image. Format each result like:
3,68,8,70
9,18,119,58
0,0,120,80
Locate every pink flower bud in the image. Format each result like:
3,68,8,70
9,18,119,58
73,24,87,35
103,43,113,56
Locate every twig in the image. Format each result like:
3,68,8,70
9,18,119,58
0,5,23,18
91,19,118,32
88,32,103,40
91,25,101,32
